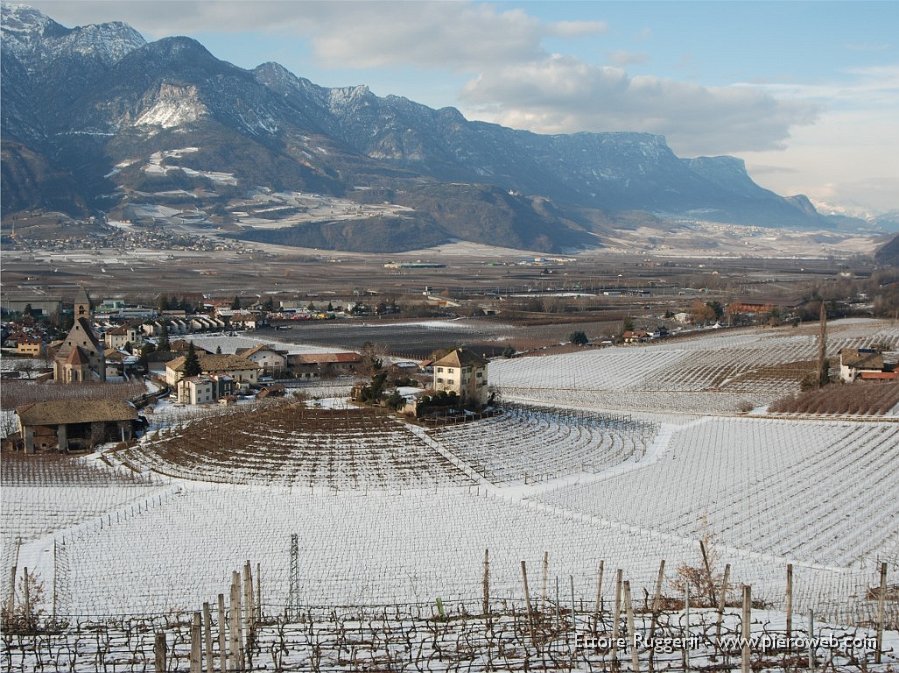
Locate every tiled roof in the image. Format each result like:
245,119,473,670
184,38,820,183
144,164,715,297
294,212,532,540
168,354,260,372
236,344,288,358
840,348,884,370
433,348,487,368
17,399,137,426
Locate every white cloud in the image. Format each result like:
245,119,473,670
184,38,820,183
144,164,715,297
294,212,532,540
309,4,548,69
608,50,649,67
548,20,607,38
459,55,820,155
741,64,899,212
30,1,601,70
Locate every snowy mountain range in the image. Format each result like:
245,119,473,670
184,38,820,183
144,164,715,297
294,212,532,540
0,4,864,252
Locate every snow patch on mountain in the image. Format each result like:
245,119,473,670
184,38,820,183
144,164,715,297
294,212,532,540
134,84,208,129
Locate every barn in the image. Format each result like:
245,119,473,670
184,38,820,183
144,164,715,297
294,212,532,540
16,399,139,453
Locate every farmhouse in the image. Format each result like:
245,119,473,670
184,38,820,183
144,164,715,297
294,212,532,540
432,348,488,404
177,375,235,404
16,399,138,453
165,353,260,387
622,330,649,344
289,352,362,378
236,344,289,375
53,286,106,383
839,348,889,382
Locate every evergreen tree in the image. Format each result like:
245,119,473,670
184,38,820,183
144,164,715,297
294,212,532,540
157,324,170,351
231,296,242,310
183,342,202,377
569,330,588,346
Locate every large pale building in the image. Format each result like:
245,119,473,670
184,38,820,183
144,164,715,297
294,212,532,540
53,286,106,383
432,348,488,404
165,353,260,387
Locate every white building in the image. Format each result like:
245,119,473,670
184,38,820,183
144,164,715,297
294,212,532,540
432,348,489,404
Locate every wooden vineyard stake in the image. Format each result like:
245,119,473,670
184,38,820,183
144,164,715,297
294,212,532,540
256,562,262,624
714,563,731,658
229,571,242,672
593,559,605,631
808,609,816,671
741,585,751,673
683,583,691,671
611,569,622,671
623,580,640,673
541,551,549,611
555,576,561,628
22,567,31,630
786,563,793,649
154,632,167,673
699,540,715,604
190,612,202,673
483,549,491,629
202,602,214,673
875,562,887,664
5,566,15,619
521,560,538,649
648,560,665,673
652,559,665,613
243,561,255,668
570,575,576,634
217,593,227,673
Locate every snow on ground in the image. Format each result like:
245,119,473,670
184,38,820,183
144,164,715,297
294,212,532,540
6,406,895,620
187,333,350,355
490,319,899,414
3,318,896,625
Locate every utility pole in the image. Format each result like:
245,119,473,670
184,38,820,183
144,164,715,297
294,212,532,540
817,302,828,387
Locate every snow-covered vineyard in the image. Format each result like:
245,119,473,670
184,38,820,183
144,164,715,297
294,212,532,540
2,320,898,671
488,319,899,413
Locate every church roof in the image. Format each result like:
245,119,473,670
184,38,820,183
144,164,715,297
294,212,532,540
64,346,88,366
75,318,102,350
75,285,92,308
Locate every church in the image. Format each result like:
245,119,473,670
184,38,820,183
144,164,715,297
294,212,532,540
53,286,106,383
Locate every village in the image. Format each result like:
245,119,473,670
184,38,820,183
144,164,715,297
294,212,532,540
1,281,897,456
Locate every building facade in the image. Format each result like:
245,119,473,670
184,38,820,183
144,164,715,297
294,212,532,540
53,286,106,383
432,348,488,404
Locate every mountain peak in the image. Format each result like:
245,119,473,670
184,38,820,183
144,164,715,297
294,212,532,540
1,3,54,34
141,35,213,60
1,2,145,69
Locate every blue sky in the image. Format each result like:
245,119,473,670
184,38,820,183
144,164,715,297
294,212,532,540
29,1,899,214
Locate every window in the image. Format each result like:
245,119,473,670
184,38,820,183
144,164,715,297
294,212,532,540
437,377,444,383
437,367,443,373
476,371,483,378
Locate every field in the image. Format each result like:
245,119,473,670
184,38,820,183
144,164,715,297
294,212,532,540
770,382,899,415
489,320,899,414
2,319,898,671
